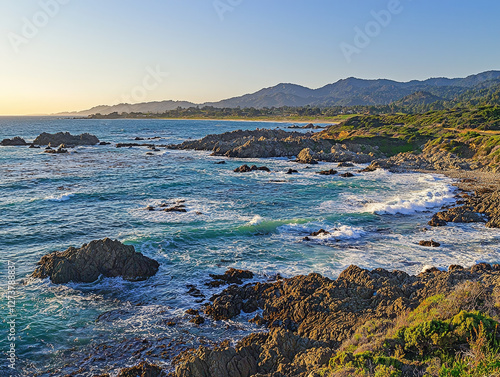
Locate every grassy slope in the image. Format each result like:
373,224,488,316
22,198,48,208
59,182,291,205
314,106,500,169
321,282,500,376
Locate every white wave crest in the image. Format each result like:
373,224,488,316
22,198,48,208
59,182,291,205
365,186,455,215
45,193,75,202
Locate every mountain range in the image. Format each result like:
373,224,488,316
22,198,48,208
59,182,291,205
57,71,500,116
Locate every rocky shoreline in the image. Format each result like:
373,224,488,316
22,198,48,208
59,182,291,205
101,263,500,377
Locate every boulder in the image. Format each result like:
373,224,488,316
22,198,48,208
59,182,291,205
296,148,318,164
1,137,28,146
316,169,337,176
234,165,270,173
340,172,354,177
338,162,354,167
31,238,159,284
116,361,163,377
419,240,441,247
33,132,99,146
285,169,298,174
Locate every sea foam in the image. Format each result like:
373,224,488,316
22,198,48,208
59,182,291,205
365,185,456,215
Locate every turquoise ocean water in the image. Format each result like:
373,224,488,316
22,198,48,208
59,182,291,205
1,117,499,376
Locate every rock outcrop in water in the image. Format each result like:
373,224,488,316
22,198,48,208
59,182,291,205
33,132,100,146
169,129,335,159
1,136,28,146
169,129,381,164
31,238,159,284
174,263,500,377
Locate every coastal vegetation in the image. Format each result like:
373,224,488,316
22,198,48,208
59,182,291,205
326,282,500,376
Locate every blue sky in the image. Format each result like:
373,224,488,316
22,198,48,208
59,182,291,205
1,0,499,114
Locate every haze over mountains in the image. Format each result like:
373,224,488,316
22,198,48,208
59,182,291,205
58,71,500,116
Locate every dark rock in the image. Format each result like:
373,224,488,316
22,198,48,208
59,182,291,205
234,165,270,173
428,217,448,227
214,161,226,164
1,137,28,146
285,169,299,174
187,285,205,298
340,172,354,177
163,205,187,213
316,169,337,176
206,268,254,287
33,132,99,146
358,163,379,172
310,229,331,237
44,145,68,154
429,206,487,227
135,137,145,140
256,166,271,172
448,265,464,271
31,238,159,284
146,206,155,211
419,240,441,247
116,143,157,148
116,361,163,377
185,309,199,316
471,263,492,273
29,144,40,148
99,141,111,145
338,162,354,167
189,315,205,325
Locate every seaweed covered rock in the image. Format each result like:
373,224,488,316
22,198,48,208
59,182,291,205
31,238,159,284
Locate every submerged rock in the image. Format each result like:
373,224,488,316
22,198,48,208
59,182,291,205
44,144,68,154
33,132,99,146
163,205,187,212
316,169,337,176
31,238,159,284
1,136,28,146
340,172,354,177
419,240,441,247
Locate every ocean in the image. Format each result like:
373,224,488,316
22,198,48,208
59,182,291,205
1,117,499,376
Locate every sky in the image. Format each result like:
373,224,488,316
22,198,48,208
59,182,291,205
0,0,499,115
